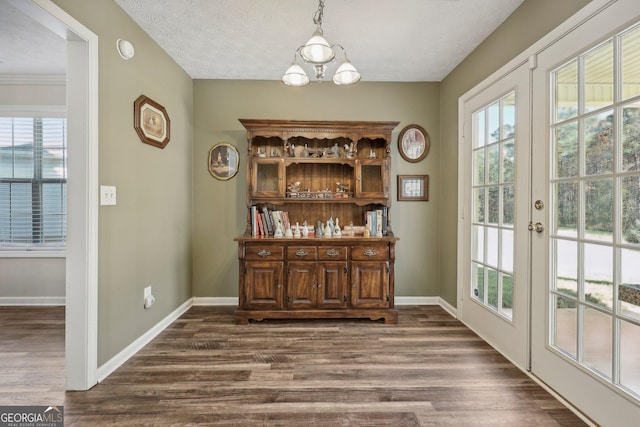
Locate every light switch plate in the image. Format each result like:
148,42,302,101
100,185,116,205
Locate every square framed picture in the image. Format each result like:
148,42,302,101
397,175,428,201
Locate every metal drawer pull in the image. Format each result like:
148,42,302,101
363,248,377,257
295,249,309,257
326,249,340,257
257,249,271,257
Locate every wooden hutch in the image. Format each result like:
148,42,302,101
234,119,399,324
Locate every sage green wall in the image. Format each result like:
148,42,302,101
438,0,591,307
53,0,194,365
192,80,440,299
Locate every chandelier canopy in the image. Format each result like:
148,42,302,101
282,0,361,86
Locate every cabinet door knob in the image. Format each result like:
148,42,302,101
326,249,340,257
257,249,271,257
295,249,309,257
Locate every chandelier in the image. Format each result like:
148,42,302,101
282,0,361,86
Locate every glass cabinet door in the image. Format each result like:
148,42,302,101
355,159,388,199
250,159,284,198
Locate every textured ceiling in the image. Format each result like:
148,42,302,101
0,0,526,82
114,0,525,82
0,0,66,76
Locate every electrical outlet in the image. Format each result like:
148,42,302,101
144,286,152,298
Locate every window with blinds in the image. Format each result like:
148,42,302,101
0,117,67,248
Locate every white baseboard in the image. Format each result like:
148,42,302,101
0,296,65,306
438,297,458,318
192,297,238,306
395,296,440,305
96,297,193,383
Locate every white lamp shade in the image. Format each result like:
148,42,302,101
300,30,335,64
332,60,361,85
282,63,310,86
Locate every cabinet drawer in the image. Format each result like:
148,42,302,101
287,246,317,260
351,245,389,261
245,245,284,260
318,246,348,261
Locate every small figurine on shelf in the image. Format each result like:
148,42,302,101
274,222,283,238
302,221,309,238
293,222,301,238
327,217,335,236
284,224,293,238
332,143,340,158
257,147,267,158
333,218,342,238
364,227,371,238
316,221,323,238
288,181,301,197
368,149,376,159
348,221,355,237
303,144,309,158
323,221,332,238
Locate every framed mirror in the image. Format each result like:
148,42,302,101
398,124,430,163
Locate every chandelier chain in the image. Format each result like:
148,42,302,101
313,0,325,27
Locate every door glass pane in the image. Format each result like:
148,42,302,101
502,93,516,138
361,164,382,193
487,186,499,224
622,101,640,173
501,229,514,273
620,319,640,396
555,60,578,122
486,227,498,268
501,274,513,317
549,22,640,401
554,121,578,178
474,110,486,148
470,91,516,321
472,225,485,263
583,307,612,379
621,24,640,101
502,140,514,183
553,293,577,358
474,149,485,185
584,178,613,242
473,188,485,223
503,185,514,226
584,41,614,113
488,102,500,144
584,111,614,176
554,182,578,237
555,239,578,296
620,248,640,322
583,243,613,310
488,268,498,309
473,263,485,302
256,163,279,193
487,144,500,184
622,176,640,246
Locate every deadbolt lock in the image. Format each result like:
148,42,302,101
534,200,544,210
528,222,544,233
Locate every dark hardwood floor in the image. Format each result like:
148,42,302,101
0,305,587,426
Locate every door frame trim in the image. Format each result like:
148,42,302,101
456,0,616,315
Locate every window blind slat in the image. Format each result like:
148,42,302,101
0,117,67,248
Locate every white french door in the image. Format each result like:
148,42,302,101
531,0,640,425
458,62,531,369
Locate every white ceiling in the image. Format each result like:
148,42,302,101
0,0,66,76
0,0,526,82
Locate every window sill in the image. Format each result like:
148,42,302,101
0,249,66,258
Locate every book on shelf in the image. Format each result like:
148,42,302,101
250,206,257,236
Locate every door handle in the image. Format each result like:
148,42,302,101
528,222,544,233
